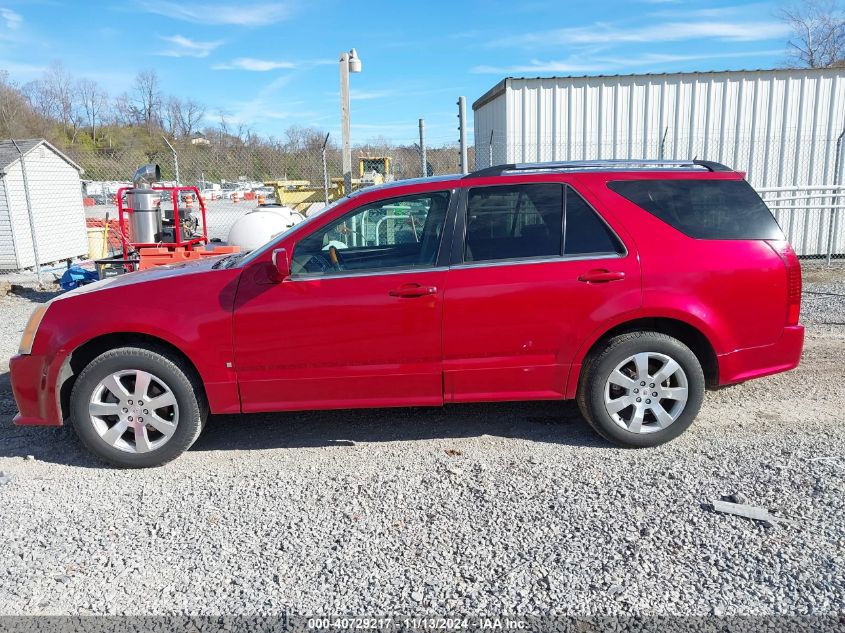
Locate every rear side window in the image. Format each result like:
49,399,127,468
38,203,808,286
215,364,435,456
465,184,563,262
564,188,624,255
464,184,623,263
607,179,784,240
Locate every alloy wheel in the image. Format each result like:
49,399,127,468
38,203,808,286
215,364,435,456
88,369,179,454
603,352,689,434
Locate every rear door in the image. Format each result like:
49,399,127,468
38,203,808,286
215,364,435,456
442,181,642,402
605,177,790,350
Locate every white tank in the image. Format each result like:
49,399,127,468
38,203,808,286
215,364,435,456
305,202,327,216
227,206,303,251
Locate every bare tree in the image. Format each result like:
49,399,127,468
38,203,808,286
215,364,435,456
76,77,108,142
162,96,181,136
21,62,81,140
112,92,136,126
162,96,206,137
781,0,845,67
0,71,57,140
48,63,77,133
180,98,205,137
0,71,22,134
284,124,327,152
131,69,162,133
21,79,55,120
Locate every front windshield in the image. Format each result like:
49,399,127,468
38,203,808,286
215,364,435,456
233,197,350,267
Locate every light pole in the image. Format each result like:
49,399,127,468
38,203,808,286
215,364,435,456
339,48,362,195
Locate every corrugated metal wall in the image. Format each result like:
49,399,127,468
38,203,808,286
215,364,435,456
0,177,18,270
472,69,845,255
473,94,508,169
473,69,845,186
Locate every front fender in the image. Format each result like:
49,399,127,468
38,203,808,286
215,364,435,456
27,267,242,420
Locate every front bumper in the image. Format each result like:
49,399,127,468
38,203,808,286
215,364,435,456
9,353,63,426
718,325,805,386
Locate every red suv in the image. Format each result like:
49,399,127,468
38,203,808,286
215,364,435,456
10,160,803,467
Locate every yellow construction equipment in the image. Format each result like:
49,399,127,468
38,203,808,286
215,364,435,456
263,179,345,213
264,156,393,212
358,156,392,186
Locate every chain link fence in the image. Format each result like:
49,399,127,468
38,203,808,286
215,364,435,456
2,133,844,275
63,139,466,248
478,133,845,260
758,186,845,261
479,133,845,186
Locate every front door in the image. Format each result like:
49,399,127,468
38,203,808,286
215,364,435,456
232,190,452,412
443,182,642,402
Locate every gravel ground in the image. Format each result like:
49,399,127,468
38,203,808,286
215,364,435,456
0,262,843,620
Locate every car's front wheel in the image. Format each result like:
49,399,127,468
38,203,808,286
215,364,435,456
70,346,206,467
577,331,705,447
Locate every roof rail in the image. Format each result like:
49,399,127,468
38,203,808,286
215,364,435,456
465,159,733,178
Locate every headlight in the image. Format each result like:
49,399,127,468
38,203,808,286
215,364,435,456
18,305,48,355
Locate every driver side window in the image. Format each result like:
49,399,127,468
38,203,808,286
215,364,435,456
291,191,450,276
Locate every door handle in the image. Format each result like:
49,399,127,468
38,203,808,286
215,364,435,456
578,269,626,283
389,283,437,298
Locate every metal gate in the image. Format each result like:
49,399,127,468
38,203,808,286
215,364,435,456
758,186,845,261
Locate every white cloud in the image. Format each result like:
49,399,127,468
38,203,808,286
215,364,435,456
326,85,457,101
212,57,296,71
350,89,397,101
472,59,606,74
649,3,770,19
158,34,223,58
0,8,22,29
137,1,294,26
601,49,784,66
0,60,47,77
492,20,790,47
218,73,300,127
471,49,784,74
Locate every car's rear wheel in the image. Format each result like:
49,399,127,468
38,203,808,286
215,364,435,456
577,331,705,447
70,346,206,467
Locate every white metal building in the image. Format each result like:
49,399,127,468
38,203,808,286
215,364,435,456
473,68,845,184
0,139,88,270
473,68,845,257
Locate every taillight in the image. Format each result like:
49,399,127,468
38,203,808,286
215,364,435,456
766,240,802,326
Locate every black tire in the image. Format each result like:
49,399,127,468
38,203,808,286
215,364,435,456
576,331,705,448
70,346,207,468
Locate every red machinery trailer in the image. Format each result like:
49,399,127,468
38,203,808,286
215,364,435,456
114,165,210,271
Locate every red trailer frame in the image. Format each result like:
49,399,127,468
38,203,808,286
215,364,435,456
117,185,208,262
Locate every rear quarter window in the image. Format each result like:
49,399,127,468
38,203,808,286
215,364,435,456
607,179,784,240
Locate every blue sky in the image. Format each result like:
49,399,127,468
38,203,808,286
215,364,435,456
0,0,793,145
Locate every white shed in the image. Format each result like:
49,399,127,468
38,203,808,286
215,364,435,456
472,68,845,187
0,139,88,271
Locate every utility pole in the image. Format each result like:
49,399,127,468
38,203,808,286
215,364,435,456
339,48,362,195
322,132,331,204
418,118,427,178
458,96,468,174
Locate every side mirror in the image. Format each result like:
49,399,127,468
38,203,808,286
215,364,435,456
271,248,290,283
